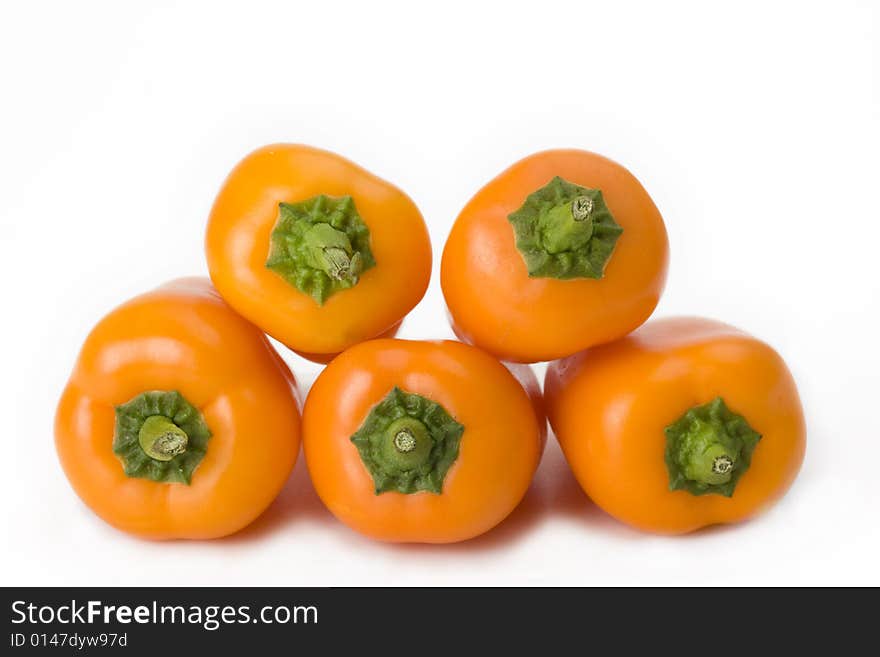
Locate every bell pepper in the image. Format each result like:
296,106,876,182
206,144,432,362
442,149,669,363
302,339,545,543
544,317,806,534
54,278,302,539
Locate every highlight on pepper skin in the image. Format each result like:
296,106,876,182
302,339,546,544
544,316,806,535
441,149,669,363
206,143,432,363
54,277,302,540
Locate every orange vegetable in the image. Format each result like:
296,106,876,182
442,149,669,362
54,278,301,539
206,144,431,362
303,339,544,543
544,317,805,534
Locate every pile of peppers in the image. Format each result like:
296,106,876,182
55,144,805,542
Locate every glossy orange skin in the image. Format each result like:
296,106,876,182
303,339,544,543
504,361,548,450
54,278,302,540
442,149,669,363
206,144,431,362
544,317,806,535
294,320,402,364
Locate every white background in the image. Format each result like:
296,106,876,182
1,0,877,586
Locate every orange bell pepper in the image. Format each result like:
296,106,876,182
544,317,806,534
442,149,669,363
303,339,545,543
206,144,432,362
54,278,302,540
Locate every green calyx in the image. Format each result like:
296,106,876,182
266,195,376,305
664,397,762,497
350,387,465,495
507,176,623,279
113,391,211,485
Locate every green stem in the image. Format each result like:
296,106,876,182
677,421,738,486
380,417,433,471
266,195,376,305
302,222,362,283
507,177,623,279
350,387,465,495
138,415,189,461
664,397,762,497
538,195,595,254
113,390,212,485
